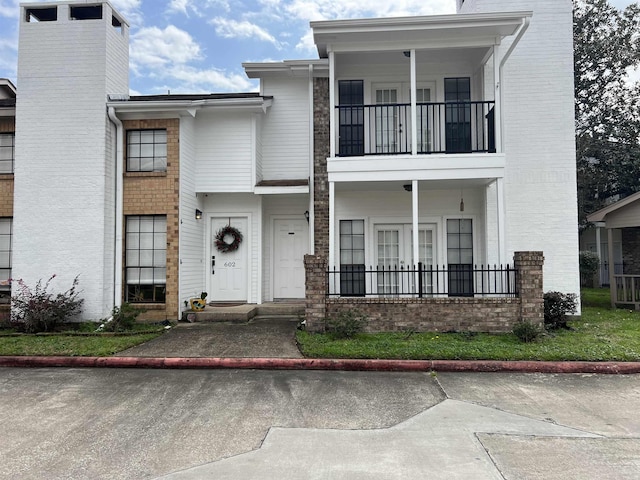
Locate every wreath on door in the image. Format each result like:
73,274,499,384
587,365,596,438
215,225,243,253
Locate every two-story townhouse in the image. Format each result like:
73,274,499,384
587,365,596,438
4,0,578,330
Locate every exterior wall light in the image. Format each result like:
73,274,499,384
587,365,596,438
304,210,310,223
195,209,203,220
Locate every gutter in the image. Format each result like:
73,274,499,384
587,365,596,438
107,107,124,309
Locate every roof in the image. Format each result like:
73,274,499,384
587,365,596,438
312,11,532,58
587,191,640,228
0,79,16,100
126,93,266,102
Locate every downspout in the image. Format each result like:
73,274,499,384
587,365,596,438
308,63,315,254
108,106,124,308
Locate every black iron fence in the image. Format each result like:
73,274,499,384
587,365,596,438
337,100,495,156
328,263,517,298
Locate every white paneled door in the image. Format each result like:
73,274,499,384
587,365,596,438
273,219,308,299
211,217,248,302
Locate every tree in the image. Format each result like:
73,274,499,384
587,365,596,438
574,0,640,226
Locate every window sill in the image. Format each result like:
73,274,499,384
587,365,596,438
124,172,167,178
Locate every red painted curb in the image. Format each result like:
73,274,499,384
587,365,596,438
1,356,640,374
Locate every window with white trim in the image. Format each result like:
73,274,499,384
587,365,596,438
0,133,14,174
126,129,167,172
126,215,166,303
0,218,12,303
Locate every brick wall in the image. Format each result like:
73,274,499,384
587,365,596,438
122,118,180,320
313,78,330,257
622,228,640,275
304,251,544,333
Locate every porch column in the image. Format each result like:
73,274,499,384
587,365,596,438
595,225,602,287
329,50,336,158
493,44,502,153
496,178,506,266
608,227,616,308
410,49,417,155
329,181,335,269
412,180,419,280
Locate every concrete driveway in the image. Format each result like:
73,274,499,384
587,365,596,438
0,368,638,479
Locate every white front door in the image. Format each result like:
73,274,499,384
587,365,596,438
375,224,435,294
273,218,309,299
211,217,248,302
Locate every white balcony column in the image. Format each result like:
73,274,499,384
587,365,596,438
410,49,417,155
595,225,602,287
608,227,616,308
496,178,506,266
412,180,419,287
329,50,336,158
493,43,502,153
329,181,336,269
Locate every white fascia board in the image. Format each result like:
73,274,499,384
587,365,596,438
328,154,505,173
254,185,310,195
243,60,329,78
328,167,504,183
107,98,272,116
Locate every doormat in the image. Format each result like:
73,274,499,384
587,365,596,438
208,302,244,307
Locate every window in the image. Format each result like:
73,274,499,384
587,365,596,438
126,129,167,172
126,215,166,303
0,133,14,174
0,218,11,303
70,5,102,20
26,6,57,22
340,219,365,296
447,218,473,297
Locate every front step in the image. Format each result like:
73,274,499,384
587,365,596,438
181,302,304,323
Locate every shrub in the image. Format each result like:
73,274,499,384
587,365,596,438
101,303,145,332
512,321,543,343
579,251,600,287
326,309,368,339
11,275,84,333
544,291,578,330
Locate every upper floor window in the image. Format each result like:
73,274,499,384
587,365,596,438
126,129,167,172
0,133,14,174
0,218,11,303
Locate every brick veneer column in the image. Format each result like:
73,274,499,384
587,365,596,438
313,77,330,258
515,251,544,326
304,254,327,332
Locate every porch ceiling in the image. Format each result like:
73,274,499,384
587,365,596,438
334,178,495,193
313,11,532,57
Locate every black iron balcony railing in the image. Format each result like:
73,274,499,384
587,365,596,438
337,101,495,157
328,262,517,298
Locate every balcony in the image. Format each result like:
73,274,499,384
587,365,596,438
336,100,495,157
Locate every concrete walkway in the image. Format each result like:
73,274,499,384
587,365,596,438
0,369,638,479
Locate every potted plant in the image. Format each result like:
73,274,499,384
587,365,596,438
189,291,208,311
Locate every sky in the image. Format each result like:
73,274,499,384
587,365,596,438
0,0,636,95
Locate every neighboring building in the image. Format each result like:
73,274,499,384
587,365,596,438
2,0,578,329
585,192,640,309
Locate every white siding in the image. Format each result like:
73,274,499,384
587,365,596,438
261,77,310,180
195,111,253,192
460,0,579,300
13,2,129,320
179,116,205,312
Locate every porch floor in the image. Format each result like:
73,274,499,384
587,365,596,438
182,301,305,323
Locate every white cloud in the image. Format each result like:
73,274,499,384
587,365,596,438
163,64,256,92
130,25,202,71
283,0,456,21
168,0,230,17
210,17,282,48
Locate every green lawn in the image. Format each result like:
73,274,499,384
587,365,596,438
297,289,640,362
0,323,166,356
